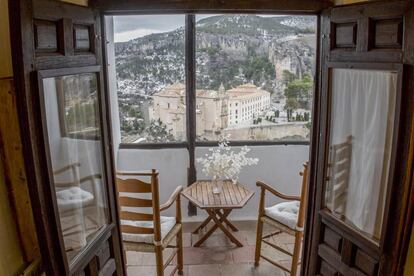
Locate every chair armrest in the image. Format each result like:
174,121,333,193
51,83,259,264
256,181,300,201
160,186,183,212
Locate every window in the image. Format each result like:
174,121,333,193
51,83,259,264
113,14,316,145
196,14,316,142
114,15,186,144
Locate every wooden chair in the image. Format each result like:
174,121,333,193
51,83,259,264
254,162,309,276
116,169,184,276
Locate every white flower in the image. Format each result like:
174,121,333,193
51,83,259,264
196,136,259,183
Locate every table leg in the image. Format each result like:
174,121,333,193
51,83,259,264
193,209,232,247
207,209,243,247
192,214,213,234
216,210,239,232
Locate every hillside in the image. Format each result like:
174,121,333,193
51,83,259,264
115,15,316,97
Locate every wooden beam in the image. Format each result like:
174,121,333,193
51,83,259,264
0,78,40,263
93,0,333,14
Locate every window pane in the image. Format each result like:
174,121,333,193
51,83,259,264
58,74,100,139
114,15,186,143
42,74,109,264
195,15,316,141
324,68,398,243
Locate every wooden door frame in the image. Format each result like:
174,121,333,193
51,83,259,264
13,0,414,275
303,1,414,275
8,0,125,275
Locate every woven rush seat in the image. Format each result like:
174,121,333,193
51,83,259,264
123,223,182,253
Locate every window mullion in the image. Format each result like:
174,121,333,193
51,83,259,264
185,14,197,216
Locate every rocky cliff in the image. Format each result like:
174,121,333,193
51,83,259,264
115,15,316,96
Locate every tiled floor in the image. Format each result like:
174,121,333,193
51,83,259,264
126,220,297,276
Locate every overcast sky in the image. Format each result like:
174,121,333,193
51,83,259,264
113,14,278,42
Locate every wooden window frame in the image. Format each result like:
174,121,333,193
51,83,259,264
110,13,317,149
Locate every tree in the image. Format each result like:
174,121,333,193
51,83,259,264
121,120,132,133
284,97,299,111
284,97,299,122
132,119,145,134
145,119,175,142
284,75,313,109
304,112,310,122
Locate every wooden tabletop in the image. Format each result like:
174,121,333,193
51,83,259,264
181,180,254,209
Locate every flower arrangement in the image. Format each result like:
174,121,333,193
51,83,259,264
196,137,259,184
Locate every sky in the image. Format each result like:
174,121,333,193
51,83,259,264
113,14,279,43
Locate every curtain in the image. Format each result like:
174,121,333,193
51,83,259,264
328,68,397,240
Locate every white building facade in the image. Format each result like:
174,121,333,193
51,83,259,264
227,84,271,126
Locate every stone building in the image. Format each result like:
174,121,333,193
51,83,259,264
150,83,271,140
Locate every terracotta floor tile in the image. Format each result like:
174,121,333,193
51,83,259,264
233,221,257,231
192,232,230,247
125,251,143,266
242,231,258,246
188,264,221,276
140,252,156,266
251,262,290,276
183,247,207,265
231,245,255,263
127,265,156,276
192,230,248,248
183,232,192,247
203,247,234,264
220,264,256,276
125,221,302,275
221,263,289,276
261,244,290,262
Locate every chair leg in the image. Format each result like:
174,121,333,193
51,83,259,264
155,245,164,276
177,228,184,275
254,217,264,266
290,232,303,276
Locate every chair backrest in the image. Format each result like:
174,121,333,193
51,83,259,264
116,169,162,242
325,135,352,216
297,162,309,230
53,162,81,186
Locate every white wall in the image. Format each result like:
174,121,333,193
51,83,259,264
117,145,309,221
117,148,190,218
